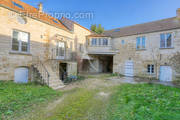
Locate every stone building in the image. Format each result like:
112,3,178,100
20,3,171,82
0,0,91,89
0,0,180,87
85,9,180,82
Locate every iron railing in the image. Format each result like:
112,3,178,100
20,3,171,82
50,48,76,61
32,56,50,86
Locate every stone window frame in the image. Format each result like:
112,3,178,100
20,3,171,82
160,32,174,49
147,64,155,74
91,38,97,46
90,37,109,47
56,38,66,60
102,38,109,46
11,29,30,54
136,36,146,50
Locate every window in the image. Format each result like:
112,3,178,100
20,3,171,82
103,38,108,45
91,38,108,46
12,30,30,53
52,20,59,24
98,38,102,45
12,1,24,9
79,44,83,52
160,33,173,48
147,65,154,74
56,41,65,59
121,40,125,45
91,38,97,46
136,36,146,50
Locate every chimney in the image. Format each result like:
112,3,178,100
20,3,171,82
176,8,180,18
38,2,43,12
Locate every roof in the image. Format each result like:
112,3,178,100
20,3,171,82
61,17,92,32
104,17,180,38
0,0,69,31
87,33,110,38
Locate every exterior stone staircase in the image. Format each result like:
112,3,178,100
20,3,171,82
45,62,65,89
32,57,65,90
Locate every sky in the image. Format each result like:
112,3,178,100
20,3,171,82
21,0,180,30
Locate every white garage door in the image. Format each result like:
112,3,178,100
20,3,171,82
159,66,172,82
125,61,134,77
14,67,29,83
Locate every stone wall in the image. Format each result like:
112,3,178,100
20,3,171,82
0,7,75,80
72,24,91,72
113,29,180,80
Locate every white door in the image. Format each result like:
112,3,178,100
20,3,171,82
159,66,172,82
14,67,29,83
125,61,134,77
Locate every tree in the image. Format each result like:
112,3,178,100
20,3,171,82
170,52,180,73
90,24,104,34
90,24,97,32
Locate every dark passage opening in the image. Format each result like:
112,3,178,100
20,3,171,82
59,63,67,81
82,59,90,72
99,55,113,73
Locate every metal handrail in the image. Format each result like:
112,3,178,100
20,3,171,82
32,56,50,86
50,48,76,61
39,60,50,86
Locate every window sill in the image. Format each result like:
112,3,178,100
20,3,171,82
89,45,111,47
9,51,32,56
147,73,155,75
159,47,174,49
136,49,146,51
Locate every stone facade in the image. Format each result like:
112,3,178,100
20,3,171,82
112,29,180,80
86,29,180,80
0,5,90,85
1,1,180,83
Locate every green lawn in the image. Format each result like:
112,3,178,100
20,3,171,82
41,88,109,120
107,84,180,120
1,80,180,120
0,81,62,120
29,84,180,120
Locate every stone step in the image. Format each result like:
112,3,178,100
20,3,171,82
49,82,63,86
34,62,65,89
50,79,63,82
49,80,63,84
49,81,63,84
53,85,65,90
49,84,64,89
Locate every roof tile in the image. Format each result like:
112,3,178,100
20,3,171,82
104,17,180,38
0,0,69,31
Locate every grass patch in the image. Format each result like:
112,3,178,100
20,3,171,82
45,88,96,120
0,81,62,119
173,77,180,86
34,88,109,120
107,84,180,120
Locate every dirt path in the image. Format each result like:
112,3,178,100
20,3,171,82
19,74,180,120
21,74,122,120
